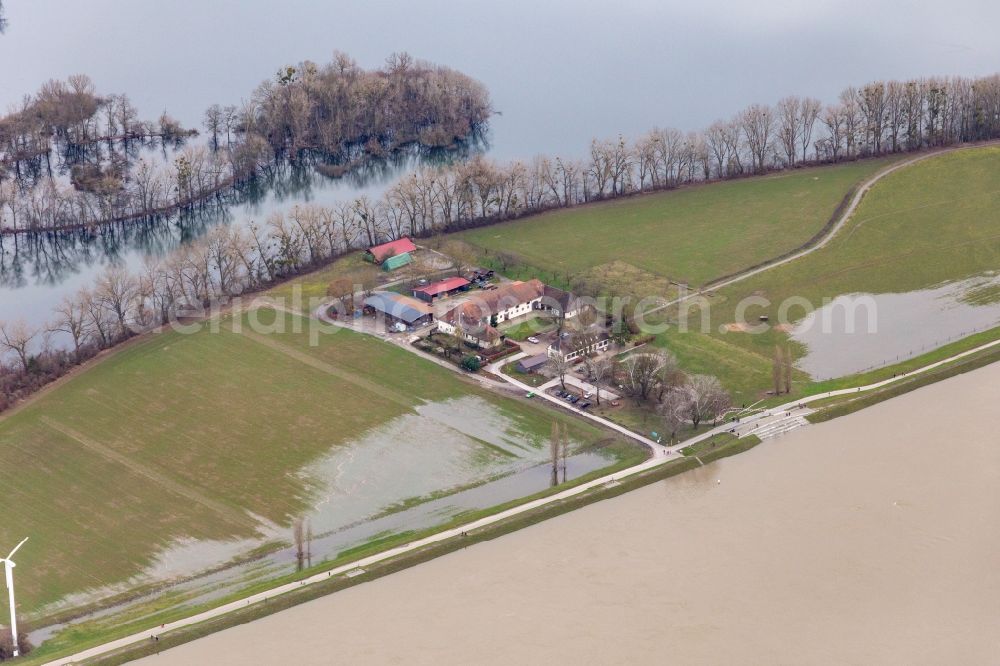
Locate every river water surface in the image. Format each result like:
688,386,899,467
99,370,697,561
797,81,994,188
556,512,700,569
139,360,1000,665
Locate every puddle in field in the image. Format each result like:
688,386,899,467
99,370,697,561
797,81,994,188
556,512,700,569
791,275,1000,379
29,396,627,645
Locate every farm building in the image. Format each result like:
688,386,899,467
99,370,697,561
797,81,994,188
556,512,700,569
547,331,612,362
413,277,471,302
436,279,546,348
363,291,434,329
517,354,550,373
381,253,413,272
436,303,502,348
538,284,581,319
365,237,418,264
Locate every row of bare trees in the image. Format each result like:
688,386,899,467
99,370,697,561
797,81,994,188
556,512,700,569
0,140,272,232
194,74,1000,244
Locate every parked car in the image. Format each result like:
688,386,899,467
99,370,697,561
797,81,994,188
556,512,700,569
580,402,592,410
584,391,593,399
526,336,540,344
569,396,580,404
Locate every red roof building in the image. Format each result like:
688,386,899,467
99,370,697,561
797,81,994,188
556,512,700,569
412,277,471,302
365,237,417,264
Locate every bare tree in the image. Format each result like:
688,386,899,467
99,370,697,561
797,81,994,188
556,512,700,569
293,518,306,570
741,103,775,173
81,288,113,348
582,356,615,406
203,104,223,149
821,105,846,161
560,422,569,483
550,421,560,486
326,277,356,314
549,354,572,391
773,345,783,395
776,96,802,166
95,266,139,337
782,345,793,394
441,240,478,277
51,297,89,361
620,350,676,402
659,387,690,443
799,97,822,162
684,375,730,429
0,320,37,372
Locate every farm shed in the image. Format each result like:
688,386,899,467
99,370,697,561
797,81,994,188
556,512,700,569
363,292,434,328
365,237,418,264
517,354,550,373
413,277,471,302
381,252,413,272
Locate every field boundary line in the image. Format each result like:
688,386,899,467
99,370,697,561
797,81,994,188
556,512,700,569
40,417,257,530
235,327,417,409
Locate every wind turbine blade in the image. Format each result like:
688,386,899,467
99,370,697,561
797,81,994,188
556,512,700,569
6,537,27,561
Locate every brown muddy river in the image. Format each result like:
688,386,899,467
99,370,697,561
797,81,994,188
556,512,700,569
140,360,1000,665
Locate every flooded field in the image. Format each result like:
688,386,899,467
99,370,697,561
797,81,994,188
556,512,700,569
139,360,1000,666
791,274,1000,379
30,395,630,645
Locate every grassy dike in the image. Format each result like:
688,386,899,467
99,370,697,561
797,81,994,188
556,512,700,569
807,336,1000,423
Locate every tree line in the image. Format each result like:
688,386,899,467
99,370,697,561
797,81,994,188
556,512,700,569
0,53,492,233
54,71,988,252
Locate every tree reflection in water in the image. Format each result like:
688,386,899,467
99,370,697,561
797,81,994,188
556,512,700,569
0,136,486,291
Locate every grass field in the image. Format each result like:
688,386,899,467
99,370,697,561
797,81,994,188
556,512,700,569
456,159,895,289
266,251,372,303
0,307,633,620
660,145,1000,399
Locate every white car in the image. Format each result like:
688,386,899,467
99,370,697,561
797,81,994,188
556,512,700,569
526,336,540,344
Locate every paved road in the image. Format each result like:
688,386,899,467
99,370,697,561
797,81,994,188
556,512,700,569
486,353,671,457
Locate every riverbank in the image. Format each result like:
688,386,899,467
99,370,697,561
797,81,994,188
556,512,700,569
131,359,1000,666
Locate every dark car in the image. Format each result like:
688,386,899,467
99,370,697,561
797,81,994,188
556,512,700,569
580,402,592,410
569,395,580,404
